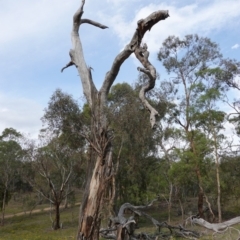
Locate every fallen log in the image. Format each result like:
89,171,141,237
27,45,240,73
100,201,200,239
192,216,240,232
192,216,240,239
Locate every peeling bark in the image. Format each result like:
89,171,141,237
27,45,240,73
62,1,169,239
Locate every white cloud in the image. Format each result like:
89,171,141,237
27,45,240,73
0,93,43,139
104,0,240,55
1,0,240,138
232,44,239,49
106,0,140,6
0,0,76,49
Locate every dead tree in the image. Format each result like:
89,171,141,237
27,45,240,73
192,216,240,239
100,201,200,239
62,1,169,239
192,216,240,232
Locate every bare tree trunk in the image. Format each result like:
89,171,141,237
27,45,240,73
178,198,184,222
61,1,169,239
64,184,70,209
213,131,222,223
77,140,113,239
194,166,204,219
191,139,205,219
216,161,222,222
1,176,9,226
54,202,61,230
109,140,122,216
0,188,7,226
204,193,215,223
198,186,204,218
168,183,173,223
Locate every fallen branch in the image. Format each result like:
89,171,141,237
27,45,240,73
192,216,240,232
101,201,200,239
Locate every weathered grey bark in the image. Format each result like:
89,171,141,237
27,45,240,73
108,141,122,217
62,1,169,239
204,194,215,223
192,216,240,232
100,201,200,239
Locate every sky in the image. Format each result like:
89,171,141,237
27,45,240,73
0,0,240,139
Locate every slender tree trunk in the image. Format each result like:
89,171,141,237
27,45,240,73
196,168,204,219
109,141,122,216
168,183,173,223
1,176,9,226
190,137,205,219
64,184,70,209
54,202,61,230
1,188,7,226
216,164,221,222
213,131,222,222
178,198,184,222
204,194,215,223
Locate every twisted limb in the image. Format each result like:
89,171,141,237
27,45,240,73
135,43,159,128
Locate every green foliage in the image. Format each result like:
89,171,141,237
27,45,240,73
1,34,239,234
0,184,11,210
220,156,240,201
156,34,236,220
0,128,24,210
107,83,160,205
42,88,85,149
228,101,240,136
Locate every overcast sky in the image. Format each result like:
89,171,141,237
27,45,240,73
0,0,240,138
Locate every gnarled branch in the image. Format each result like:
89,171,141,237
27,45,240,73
100,10,169,116
101,201,200,239
62,0,108,107
192,216,240,232
135,43,159,128
80,19,108,29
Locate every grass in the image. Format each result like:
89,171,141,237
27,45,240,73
0,206,79,240
2,194,240,239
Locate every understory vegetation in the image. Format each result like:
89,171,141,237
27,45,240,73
1,195,240,240
1,33,240,239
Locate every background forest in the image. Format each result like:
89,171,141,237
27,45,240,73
1,34,240,238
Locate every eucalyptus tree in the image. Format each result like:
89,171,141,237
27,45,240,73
0,128,23,226
42,88,86,150
27,136,79,230
228,100,240,143
107,82,159,207
25,89,86,230
61,1,169,239
220,155,240,204
157,34,232,218
193,86,227,222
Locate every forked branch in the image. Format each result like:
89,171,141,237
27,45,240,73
100,10,169,127
63,1,169,124
62,0,108,107
101,201,200,239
